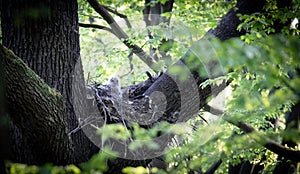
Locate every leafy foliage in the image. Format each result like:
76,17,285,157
163,35,300,173
237,0,300,43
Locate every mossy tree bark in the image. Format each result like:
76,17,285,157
1,0,97,165
1,45,72,164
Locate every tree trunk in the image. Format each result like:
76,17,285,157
0,52,8,173
1,45,72,164
143,0,174,61
1,0,97,164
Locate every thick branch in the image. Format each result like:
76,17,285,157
221,113,300,162
208,0,265,40
142,0,174,61
161,0,174,25
1,45,72,164
200,100,300,163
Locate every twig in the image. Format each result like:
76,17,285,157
79,23,114,34
102,5,132,28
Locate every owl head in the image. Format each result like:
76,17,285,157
109,77,120,86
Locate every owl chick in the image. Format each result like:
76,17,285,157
108,76,121,97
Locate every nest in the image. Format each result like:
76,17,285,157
92,73,163,127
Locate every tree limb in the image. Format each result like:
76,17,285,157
205,104,300,162
206,106,300,162
233,120,300,162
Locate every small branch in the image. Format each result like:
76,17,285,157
203,104,224,115
79,23,114,34
102,5,132,28
127,51,134,73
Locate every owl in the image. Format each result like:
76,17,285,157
108,77,121,97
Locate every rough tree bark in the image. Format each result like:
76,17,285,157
1,45,72,164
0,50,8,173
1,0,97,165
